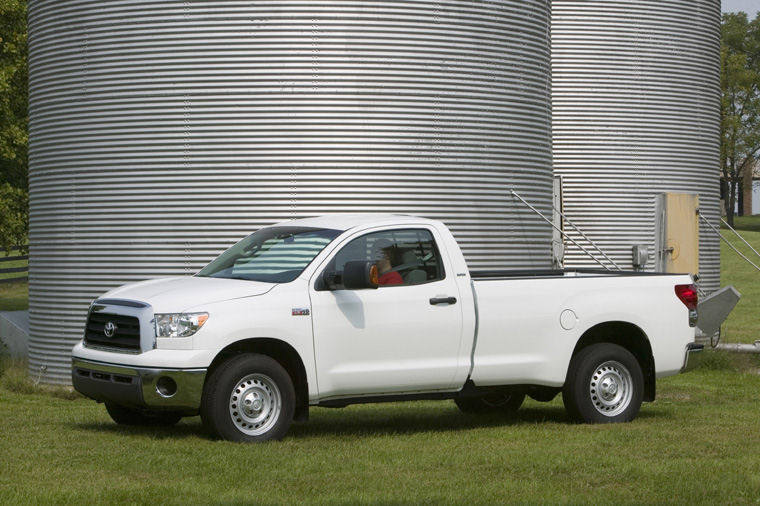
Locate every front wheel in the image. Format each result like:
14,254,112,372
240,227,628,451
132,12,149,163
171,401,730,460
562,343,644,423
200,354,295,442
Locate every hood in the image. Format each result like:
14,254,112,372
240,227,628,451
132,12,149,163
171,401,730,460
100,276,276,312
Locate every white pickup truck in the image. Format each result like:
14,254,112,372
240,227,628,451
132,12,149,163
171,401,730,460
71,214,702,442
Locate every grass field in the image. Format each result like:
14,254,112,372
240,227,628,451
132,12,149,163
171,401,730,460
0,354,759,504
1,222,760,503
0,248,28,313
719,215,760,343
0,281,28,311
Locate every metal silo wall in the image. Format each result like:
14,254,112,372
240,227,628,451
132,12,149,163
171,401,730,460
28,0,553,383
552,1,721,292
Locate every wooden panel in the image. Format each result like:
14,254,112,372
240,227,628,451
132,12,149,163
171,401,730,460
665,193,700,275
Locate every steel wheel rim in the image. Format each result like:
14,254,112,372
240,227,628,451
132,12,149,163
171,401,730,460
229,373,281,436
588,360,633,417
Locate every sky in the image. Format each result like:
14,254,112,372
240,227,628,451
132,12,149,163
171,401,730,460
721,0,759,18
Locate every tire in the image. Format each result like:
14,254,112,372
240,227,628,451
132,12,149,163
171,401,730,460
105,403,182,426
200,353,295,442
562,343,644,423
455,390,525,414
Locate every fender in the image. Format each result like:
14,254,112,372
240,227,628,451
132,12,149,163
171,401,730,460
207,337,310,422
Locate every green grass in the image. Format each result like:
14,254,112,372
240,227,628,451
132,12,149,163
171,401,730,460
0,281,28,311
0,248,28,311
1,354,759,504
730,215,760,233
720,215,760,343
0,231,759,503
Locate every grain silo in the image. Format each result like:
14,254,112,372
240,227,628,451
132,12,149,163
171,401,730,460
28,0,553,383
552,0,721,293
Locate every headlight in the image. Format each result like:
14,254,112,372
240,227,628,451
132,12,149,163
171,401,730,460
154,312,209,338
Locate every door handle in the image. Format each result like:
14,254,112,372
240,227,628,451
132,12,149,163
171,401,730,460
429,297,457,306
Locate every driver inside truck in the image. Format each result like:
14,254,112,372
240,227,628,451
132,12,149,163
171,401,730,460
372,239,403,286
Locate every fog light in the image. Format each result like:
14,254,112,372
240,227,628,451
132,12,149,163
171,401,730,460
156,376,177,398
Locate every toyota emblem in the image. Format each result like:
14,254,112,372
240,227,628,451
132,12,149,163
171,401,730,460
104,321,117,338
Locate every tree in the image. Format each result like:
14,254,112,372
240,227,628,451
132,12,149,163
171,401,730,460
0,182,27,253
0,0,27,191
721,12,760,226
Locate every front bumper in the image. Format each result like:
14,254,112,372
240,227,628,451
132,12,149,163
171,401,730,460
681,342,704,373
72,358,206,413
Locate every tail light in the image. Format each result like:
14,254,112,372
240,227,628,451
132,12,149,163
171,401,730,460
675,284,698,309
675,284,698,327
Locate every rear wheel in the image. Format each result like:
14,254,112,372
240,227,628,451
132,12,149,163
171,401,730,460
200,353,295,442
455,390,525,414
563,343,643,423
105,403,182,426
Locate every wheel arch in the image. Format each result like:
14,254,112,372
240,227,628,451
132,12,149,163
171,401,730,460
207,338,309,421
571,321,655,402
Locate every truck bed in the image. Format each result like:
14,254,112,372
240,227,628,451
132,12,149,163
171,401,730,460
470,268,686,280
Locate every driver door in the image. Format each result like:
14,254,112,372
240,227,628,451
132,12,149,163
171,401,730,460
309,227,464,399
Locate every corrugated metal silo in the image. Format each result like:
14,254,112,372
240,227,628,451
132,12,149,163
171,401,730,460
552,0,721,292
28,0,553,383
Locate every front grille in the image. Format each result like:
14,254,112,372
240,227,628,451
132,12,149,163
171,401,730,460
75,368,135,384
84,312,141,351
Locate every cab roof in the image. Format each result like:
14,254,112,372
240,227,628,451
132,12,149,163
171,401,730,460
272,213,442,232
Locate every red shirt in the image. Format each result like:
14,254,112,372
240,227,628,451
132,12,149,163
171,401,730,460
378,271,403,285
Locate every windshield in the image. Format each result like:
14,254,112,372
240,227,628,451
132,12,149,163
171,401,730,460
197,226,342,283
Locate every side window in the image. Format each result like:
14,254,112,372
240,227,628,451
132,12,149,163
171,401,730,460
329,228,445,287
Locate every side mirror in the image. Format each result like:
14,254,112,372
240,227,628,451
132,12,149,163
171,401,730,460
342,261,379,290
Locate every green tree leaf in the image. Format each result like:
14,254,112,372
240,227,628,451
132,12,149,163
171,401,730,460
721,12,760,225
0,182,27,253
0,0,27,191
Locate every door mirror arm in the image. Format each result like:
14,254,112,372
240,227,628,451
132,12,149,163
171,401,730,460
321,270,342,290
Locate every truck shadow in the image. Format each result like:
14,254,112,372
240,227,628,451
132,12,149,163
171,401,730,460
73,421,206,440
289,406,570,439
292,403,664,438
72,403,665,440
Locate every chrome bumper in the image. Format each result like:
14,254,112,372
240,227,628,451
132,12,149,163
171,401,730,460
72,357,206,412
681,342,704,373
